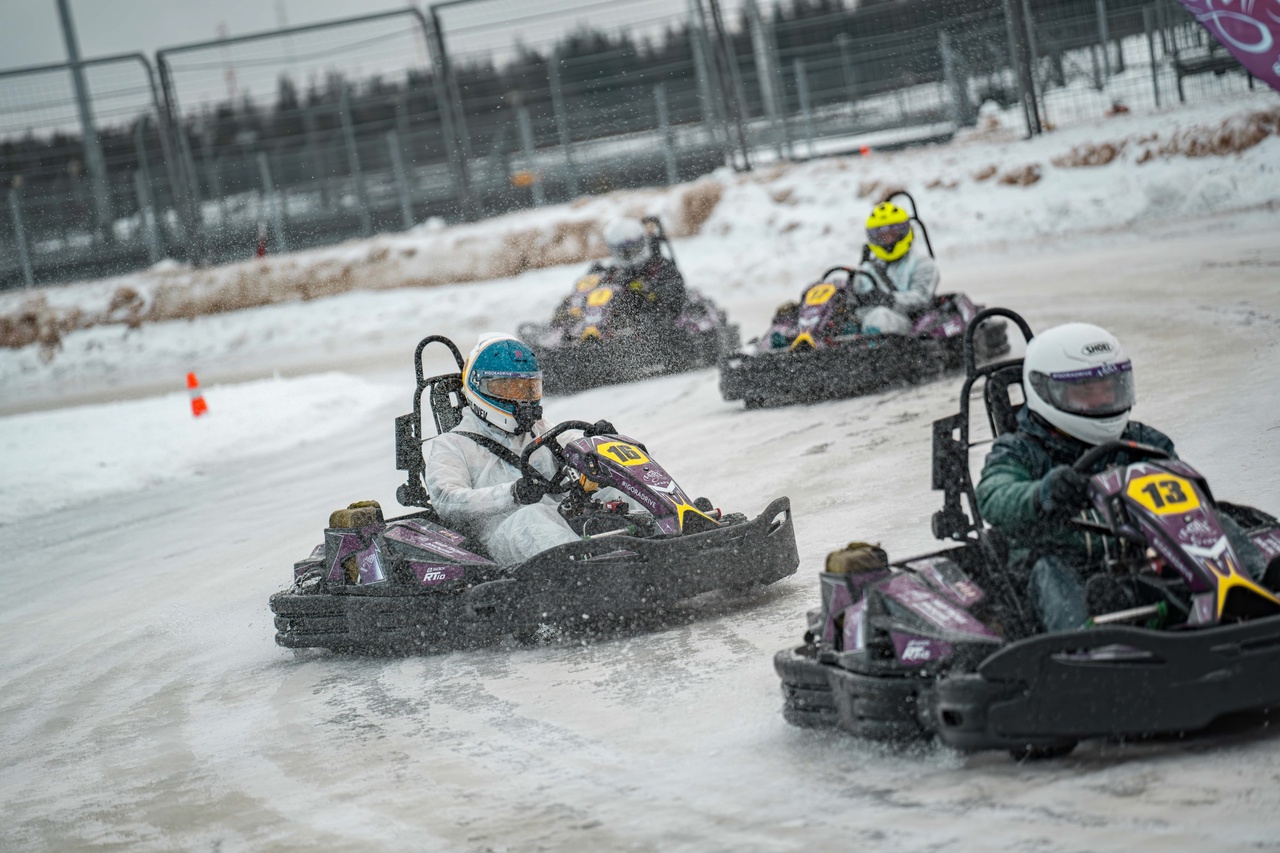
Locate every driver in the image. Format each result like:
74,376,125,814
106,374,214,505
851,201,939,335
424,333,611,564
976,323,1177,632
595,217,686,320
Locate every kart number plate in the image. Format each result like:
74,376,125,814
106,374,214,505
805,282,837,306
1126,473,1200,515
597,441,649,466
587,287,614,307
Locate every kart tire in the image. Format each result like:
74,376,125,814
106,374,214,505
782,703,839,730
828,668,929,742
782,685,837,713
774,646,832,688
270,593,343,616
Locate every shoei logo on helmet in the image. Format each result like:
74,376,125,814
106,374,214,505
1082,341,1114,356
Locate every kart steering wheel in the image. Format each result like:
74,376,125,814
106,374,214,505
517,419,599,496
817,266,892,308
1072,439,1171,474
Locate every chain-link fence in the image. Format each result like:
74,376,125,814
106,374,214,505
1,0,1272,289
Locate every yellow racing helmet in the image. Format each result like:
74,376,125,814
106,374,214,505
865,202,914,262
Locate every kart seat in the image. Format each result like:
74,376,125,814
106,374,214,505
984,364,1024,438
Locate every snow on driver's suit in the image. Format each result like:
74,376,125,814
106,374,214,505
425,407,579,565
854,247,940,335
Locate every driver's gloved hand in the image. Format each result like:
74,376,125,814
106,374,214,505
511,477,549,506
861,287,894,309
1038,466,1091,516
584,419,616,437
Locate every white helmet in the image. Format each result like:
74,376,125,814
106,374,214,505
603,218,651,269
1023,323,1135,446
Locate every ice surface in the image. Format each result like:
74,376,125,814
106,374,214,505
1,95,1279,851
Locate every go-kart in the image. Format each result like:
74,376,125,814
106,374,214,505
719,193,1009,408
270,335,797,653
775,308,1280,757
517,216,739,394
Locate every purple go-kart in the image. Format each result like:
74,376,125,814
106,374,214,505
270,335,797,653
776,308,1280,758
517,216,739,395
719,192,1009,408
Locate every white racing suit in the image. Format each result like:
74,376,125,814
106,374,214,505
424,408,579,565
852,247,940,335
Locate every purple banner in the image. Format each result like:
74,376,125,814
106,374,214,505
1176,1,1280,94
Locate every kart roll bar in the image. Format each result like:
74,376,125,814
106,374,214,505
396,335,467,508
884,190,934,258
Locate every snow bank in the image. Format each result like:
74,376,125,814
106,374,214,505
0,373,399,525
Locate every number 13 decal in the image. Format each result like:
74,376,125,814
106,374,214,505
1127,474,1200,515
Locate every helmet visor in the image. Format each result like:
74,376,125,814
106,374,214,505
611,237,647,265
478,374,542,402
1030,361,1134,418
867,222,911,250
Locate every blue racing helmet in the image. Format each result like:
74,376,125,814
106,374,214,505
462,333,543,435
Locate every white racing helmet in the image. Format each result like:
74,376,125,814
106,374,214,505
603,218,652,269
1023,323,1135,446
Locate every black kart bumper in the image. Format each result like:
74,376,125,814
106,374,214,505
932,619,1280,752
273,497,797,653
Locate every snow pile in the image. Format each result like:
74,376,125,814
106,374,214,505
0,178,724,357
0,372,399,525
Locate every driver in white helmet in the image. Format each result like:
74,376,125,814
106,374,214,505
596,217,686,320
424,333,613,564
976,323,1178,632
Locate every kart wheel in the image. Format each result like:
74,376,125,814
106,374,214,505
828,668,929,742
782,703,839,729
1009,741,1077,761
744,396,766,410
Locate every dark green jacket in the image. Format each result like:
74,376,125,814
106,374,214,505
976,407,1177,566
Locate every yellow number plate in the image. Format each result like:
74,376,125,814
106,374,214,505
587,287,614,307
1126,473,1200,515
805,282,837,306
597,441,649,466
576,275,601,292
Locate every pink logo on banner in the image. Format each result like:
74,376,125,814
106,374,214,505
1176,0,1280,93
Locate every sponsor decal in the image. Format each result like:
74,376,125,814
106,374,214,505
1252,530,1280,558
385,524,492,564
1082,341,1114,356
409,562,466,586
1177,516,1223,549
900,639,932,662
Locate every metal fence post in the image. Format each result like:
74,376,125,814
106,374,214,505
8,189,35,287
386,130,415,230
133,170,162,263
689,1,732,164
516,106,545,207
548,52,580,198
1002,0,1041,136
132,116,163,253
940,31,974,128
794,59,815,159
747,0,786,159
339,82,373,237
655,83,680,185
706,0,752,171
1143,6,1162,109
56,0,113,242
257,150,289,252
1095,0,1112,83
424,9,475,220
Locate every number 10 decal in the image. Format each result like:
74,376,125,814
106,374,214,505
597,441,650,466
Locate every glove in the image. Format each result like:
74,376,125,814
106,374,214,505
583,419,617,437
511,477,548,506
859,287,894,309
1038,466,1090,516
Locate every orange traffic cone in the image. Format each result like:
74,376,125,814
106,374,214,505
187,372,208,417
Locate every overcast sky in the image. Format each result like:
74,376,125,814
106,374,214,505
0,0,732,71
